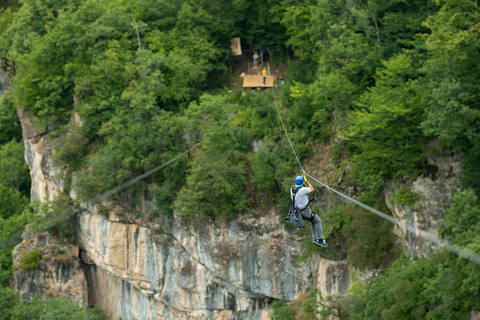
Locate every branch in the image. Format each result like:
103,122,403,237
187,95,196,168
371,13,381,46
131,15,143,51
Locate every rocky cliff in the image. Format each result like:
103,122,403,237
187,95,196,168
12,109,351,319
384,146,463,257
11,104,462,319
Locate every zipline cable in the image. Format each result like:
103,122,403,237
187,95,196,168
272,89,304,173
13,93,244,237
271,88,480,266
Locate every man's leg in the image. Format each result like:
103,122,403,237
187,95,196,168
302,207,322,239
311,212,324,241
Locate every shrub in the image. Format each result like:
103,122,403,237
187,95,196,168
31,194,75,242
175,147,250,220
19,249,41,272
302,288,334,320
296,204,398,270
52,125,87,171
393,187,419,207
271,299,295,320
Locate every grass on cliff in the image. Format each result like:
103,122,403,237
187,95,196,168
18,249,41,272
271,288,333,320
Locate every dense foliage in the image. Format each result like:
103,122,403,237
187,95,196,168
341,189,480,319
0,288,109,320
1,0,480,318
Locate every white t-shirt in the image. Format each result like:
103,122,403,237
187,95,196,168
290,186,311,209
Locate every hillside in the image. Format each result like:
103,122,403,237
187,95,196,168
1,0,480,319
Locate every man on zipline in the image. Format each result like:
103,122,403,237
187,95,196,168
291,175,328,247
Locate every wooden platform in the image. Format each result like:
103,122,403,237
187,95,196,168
243,75,274,88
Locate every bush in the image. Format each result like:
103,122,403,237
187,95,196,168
19,249,41,272
302,288,334,320
343,207,399,270
31,193,75,242
9,295,109,320
175,147,250,220
0,184,28,219
392,187,419,207
0,92,23,146
271,299,295,320
52,125,87,171
0,139,30,195
0,287,19,320
297,205,398,270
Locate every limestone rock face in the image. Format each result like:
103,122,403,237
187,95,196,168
0,66,11,99
18,107,63,202
11,99,463,319
11,229,88,306
384,146,463,257
75,205,351,319
12,107,88,306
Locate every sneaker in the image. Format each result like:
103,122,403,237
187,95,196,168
313,239,328,248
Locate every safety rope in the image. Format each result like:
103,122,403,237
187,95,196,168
271,88,480,266
272,89,305,173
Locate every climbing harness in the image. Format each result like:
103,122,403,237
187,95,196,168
291,186,316,223
286,186,305,228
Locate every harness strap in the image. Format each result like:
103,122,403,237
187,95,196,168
292,186,317,222
303,209,316,222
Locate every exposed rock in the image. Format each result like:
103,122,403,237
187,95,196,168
385,146,463,257
74,206,327,319
11,229,88,306
250,139,264,153
17,108,63,202
11,107,87,305
0,67,11,99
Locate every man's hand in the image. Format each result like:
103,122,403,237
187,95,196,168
303,172,312,191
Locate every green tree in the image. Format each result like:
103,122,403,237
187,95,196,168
344,53,426,194
0,287,19,320
441,189,480,246
0,184,28,219
0,92,22,145
176,145,250,220
420,0,480,191
0,209,34,287
243,0,287,48
0,139,30,194
10,295,109,320
175,94,252,219
302,288,334,319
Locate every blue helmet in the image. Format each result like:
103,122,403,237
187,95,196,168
295,176,304,187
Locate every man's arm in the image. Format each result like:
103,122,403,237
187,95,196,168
305,180,314,193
